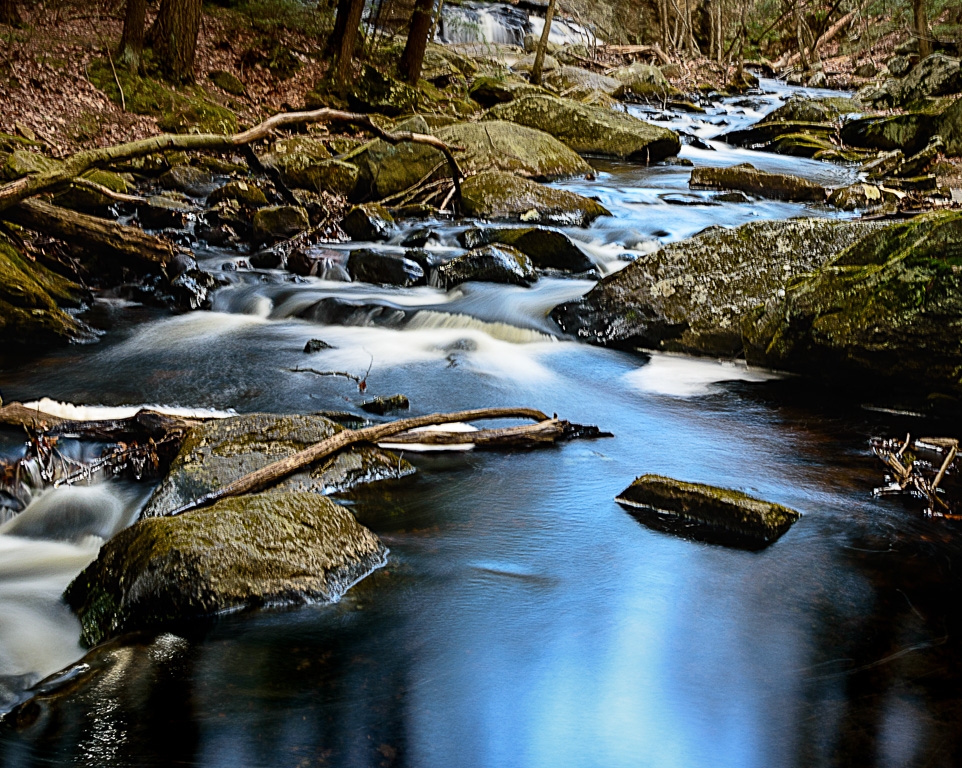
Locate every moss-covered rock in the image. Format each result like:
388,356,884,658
252,205,309,244
543,66,625,100
459,171,610,226
283,159,359,196
939,96,962,156
616,474,800,549
899,54,962,103
468,76,551,107
721,120,836,148
208,69,246,96
432,244,536,289
348,64,419,116
141,413,414,519
743,212,962,398
764,95,862,124
51,169,130,213
550,218,881,355
340,203,395,241
827,183,885,211
64,492,387,646
764,132,839,158
840,113,933,154
485,95,680,162
137,195,194,229
346,119,591,200
689,163,825,202
207,180,268,207
0,240,91,348
459,226,595,272
1,149,60,181
159,165,215,196
610,63,674,99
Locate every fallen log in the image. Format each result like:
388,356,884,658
603,44,672,66
168,407,598,516
1,199,177,271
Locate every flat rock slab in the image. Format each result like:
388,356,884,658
65,492,388,646
689,163,825,202
142,413,413,518
616,474,800,549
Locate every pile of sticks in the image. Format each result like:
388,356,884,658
871,434,959,517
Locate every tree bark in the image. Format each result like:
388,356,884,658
400,0,435,85
148,0,203,83
334,0,366,86
530,0,557,86
0,0,22,26
325,0,354,56
119,0,148,71
913,0,932,58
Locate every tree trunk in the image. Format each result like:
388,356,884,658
400,0,435,84
530,0,557,86
0,0,22,26
119,0,148,71
325,0,354,56
333,0,366,86
148,0,203,83
912,0,931,57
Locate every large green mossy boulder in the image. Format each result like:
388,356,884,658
141,413,414,518
468,76,551,107
348,64,419,116
0,240,91,347
689,163,825,202
610,63,675,99
51,169,130,213
721,120,836,148
744,212,962,398
764,132,838,158
840,112,933,154
207,180,268,207
550,218,881,355
616,474,800,549
543,66,625,100
485,95,680,162
346,119,591,200
460,171,610,226
1,149,60,181
284,159,360,196
252,205,310,243
64,492,387,646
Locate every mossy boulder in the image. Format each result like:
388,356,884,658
159,165,215,197
51,169,130,213
64,492,387,646
841,112,934,154
899,54,962,103
616,474,800,550
282,159,359,196
485,95,680,162
459,226,595,272
764,95,862,124
610,63,673,99
252,205,310,244
1,149,60,181
721,120,836,148
543,66,625,100
348,65,419,116
468,76,551,107
827,183,885,211
208,69,246,96
346,119,591,200
939,97,962,156
764,132,839,158
432,244,536,289
0,240,91,348
340,203,395,241
141,413,414,519
137,195,194,229
207,180,268,207
460,171,610,226
689,163,825,202
743,212,962,398
550,218,882,356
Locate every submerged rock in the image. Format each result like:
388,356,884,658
458,226,595,273
459,171,610,226
689,163,825,202
616,474,800,549
65,492,387,646
141,413,414,518
361,394,410,415
432,244,537,289
550,218,881,356
485,95,680,162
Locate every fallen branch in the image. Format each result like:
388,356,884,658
169,407,554,515
70,177,147,205
382,420,565,447
0,108,463,214
604,44,672,66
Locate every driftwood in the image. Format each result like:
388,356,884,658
872,434,960,516
1,199,177,270
0,108,464,215
168,407,598,516
604,44,672,66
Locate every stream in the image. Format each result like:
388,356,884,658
3,80,962,767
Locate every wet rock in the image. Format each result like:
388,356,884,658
766,95,862,123
459,171,610,226
141,413,414,519
207,180,268,207
304,339,335,353
287,247,346,278
433,244,536,289
713,191,753,203
485,95,681,162
891,135,945,177
861,149,905,178
65,492,387,646
252,205,310,244
840,112,932,154
361,394,410,415
347,249,425,287
550,218,881,356
158,165,215,197
298,297,411,329
616,474,800,549
721,120,836,148
765,132,838,158
458,226,595,272
198,200,250,243
827,183,885,211
468,76,550,107
689,163,825,202
340,203,395,242
137,196,194,230
51,169,129,213
208,69,246,95
348,64,418,116
744,212,962,398
283,159,359,196
543,66,625,100
400,227,440,248
169,268,221,311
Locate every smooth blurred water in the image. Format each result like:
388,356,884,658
3,81,962,768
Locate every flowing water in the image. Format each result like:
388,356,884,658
3,80,962,767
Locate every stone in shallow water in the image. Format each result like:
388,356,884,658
616,474,800,549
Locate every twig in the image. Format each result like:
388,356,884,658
931,444,957,492
106,48,125,112
69,177,147,205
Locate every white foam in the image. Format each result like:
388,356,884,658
623,353,780,397
22,398,233,421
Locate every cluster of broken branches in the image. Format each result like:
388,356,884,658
872,434,959,517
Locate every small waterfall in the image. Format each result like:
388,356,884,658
439,1,529,45
406,310,555,344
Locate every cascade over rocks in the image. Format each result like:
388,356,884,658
485,95,681,162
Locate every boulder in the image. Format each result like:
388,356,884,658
361,394,410,415
610,63,671,99
458,226,595,272
468,76,551,107
252,205,309,243
340,203,395,241
64,492,387,646
512,53,559,74
744,212,962,398
764,95,862,123
137,196,195,229
827,183,885,211
346,119,592,200
485,95,680,162
689,163,825,202
544,66,626,100
432,244,537,289
764,132,838,158
841,113,933,154
899,54,962,103
282,159,360,196
886,55,913,77
158,165,214,197
0,149,60,181
141,413,414,519
721,120,836,148
207,180,268,207
347,249,425,286
459,171,611,226
208,69,246,95
855,61,879,78
348,64,418,116
938,97,962,156
51,169,130,213
616,474,800,549
550,218,881,356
